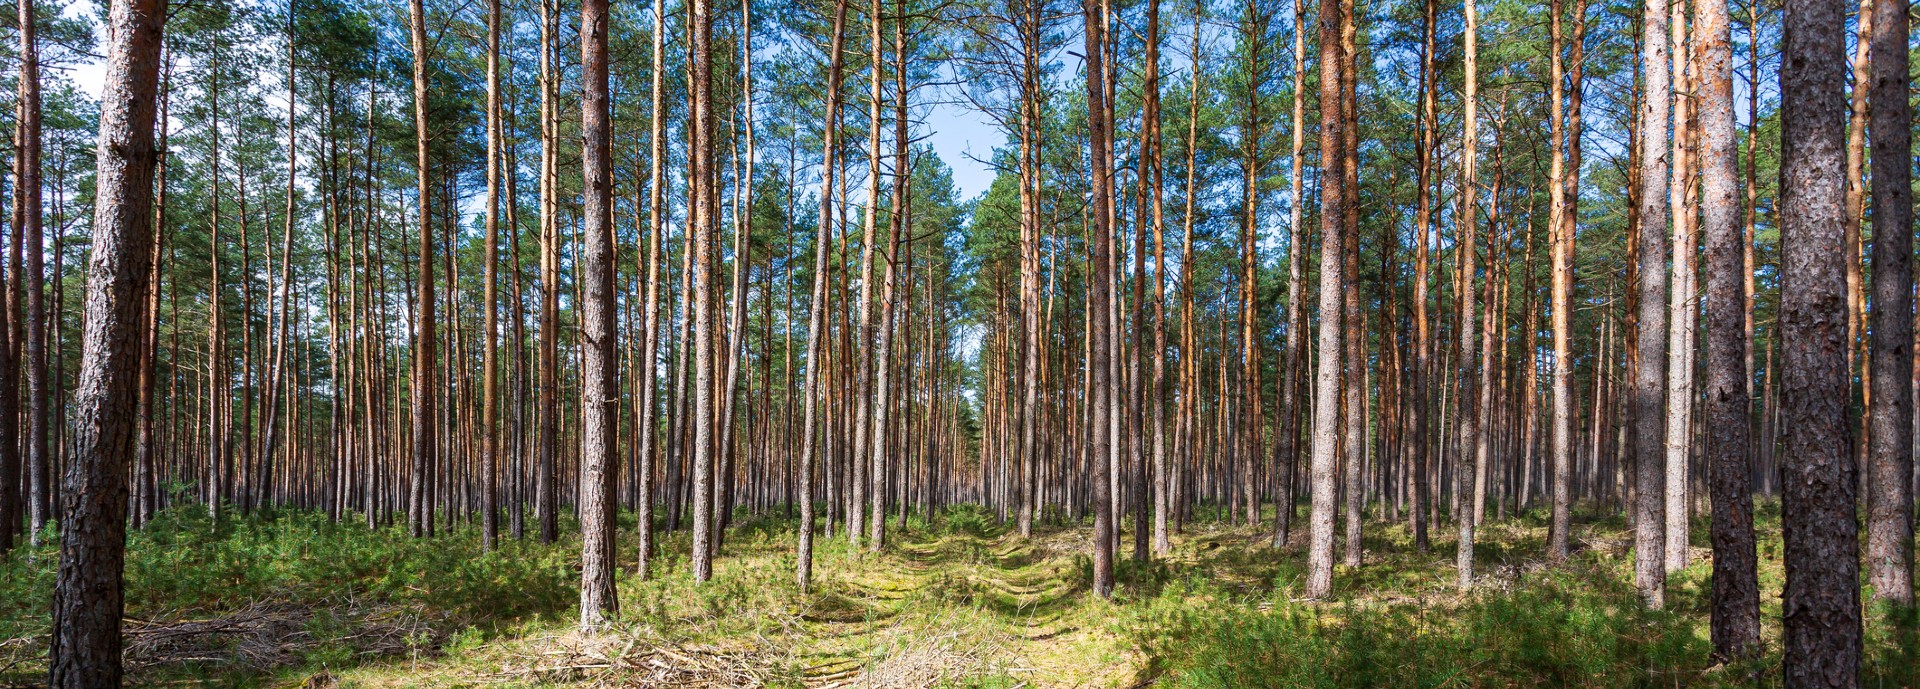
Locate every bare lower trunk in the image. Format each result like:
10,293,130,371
577,0,620,628
1696,0,1760,656
1864,0,1915,609
48,0,164,682
796,0,849,591
1778,0,1863,679
1630,0,1673,608
1305,0,1349,599
1083,0,1116,599
1452,0,1481,591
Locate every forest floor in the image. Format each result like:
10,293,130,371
0,501,1915,688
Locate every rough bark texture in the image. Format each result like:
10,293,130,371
1407,0,1437,554
1696,0,1760,658
1630,0,1672,609
689,0,718,583
407,0,437,541
1864,0,1914,609
481,0,503,553
1084,0,1116,600
47,0,165,682
1778,0,1863,679
1546,0,1574,562
638,0,670,581
1452,0,1480,591
1305,0,1348,600
1661,4,1695,574
577,0,620,628
19,0,49,545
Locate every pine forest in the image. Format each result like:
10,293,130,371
1,0,1917,682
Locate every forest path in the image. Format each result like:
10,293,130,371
785,520,1128,688
320,514,1149,688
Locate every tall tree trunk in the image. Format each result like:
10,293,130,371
1662,6,1696,573
1864,0,1914,609
47,0,164,681
577,0,619,627
406,0,437,540
1698,0,1760,658
1452,0,1481,591
21,0,48,544
1631,0,1673,608
1083,0,1116,599
1304,0,1348,600
869,1,908,551
688,0,719,582
637,0,670,579
1841,0,1870,417
1407,0,1436,554
1338,2,1362,567
535,0,560,544
0,0,35,551
1778,0,1863,678
797,0,849,592
1545,0,1575,561
206,60,227,524
480,0,504,553
1145,0,1169,556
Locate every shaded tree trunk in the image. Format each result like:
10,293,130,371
1864,0,1914,609
1778,0,1863,678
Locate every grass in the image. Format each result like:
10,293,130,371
0,501,1912,687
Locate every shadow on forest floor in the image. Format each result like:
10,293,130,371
0,501,1914,688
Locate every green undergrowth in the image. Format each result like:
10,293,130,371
1131,503,1920,689
0,501,1911,687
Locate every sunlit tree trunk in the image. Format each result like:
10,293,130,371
797,0,849,591
1305,0,1349,599
689,0,719,582
1545,0,1575,561
1084,0,1116,599
47,0,164,680
1630,0,1673,608
406,0,437,540
1697,0,1760,657
1407,0,1436,553
1452,0,1481,590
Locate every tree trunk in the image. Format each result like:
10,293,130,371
1083,0,1116,599
689,0,718,582
577,0,620,628
47,0,164,681
1778,0,1863,678
797,0,849,592
1452,0,1481,591
1305,0,1348,599
1864,0,1914,609
1662,6,1696,573
1407,0,1436,554
480,0,504,553
535,0,560,545
1697,0,1760,656
1631,0,1673,608
1546,0,1576,562
21,0,49,544
407,0,437,541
